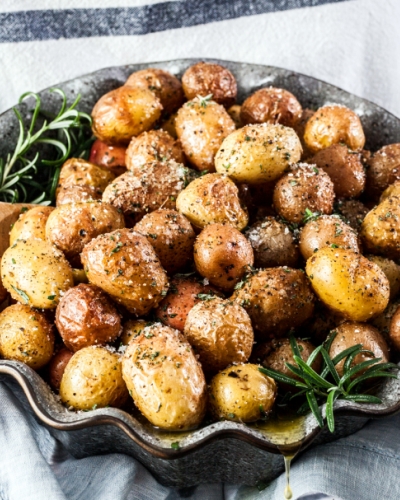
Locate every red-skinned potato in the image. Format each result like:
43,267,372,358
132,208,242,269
48,347,73,392
89,139,127,177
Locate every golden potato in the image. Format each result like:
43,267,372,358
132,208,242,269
120,319,148,346
1,239,73,309
335,199,369,232
89,139,127,177
232,268,315,339
81,228,168,315
175,97,235,172
380,181,400,203
57,158,115,196
56,185,103,206
60,346,128,411
367,255,400,299
209,363,277,422
9,206,54,246
181,62,237,107
176,173,248,230
91,86,162,145
227,104,242,128
160,112,178,139
241,87,302,128
304,104,365,153
194,223,254,290
293,108,315,160
389,305,400,351
273,164,335,224
299,215,359,260
48,347,73,392
306,247,390,321
0,304,54,369
122,323,207,430
46,202,125,267
365,144,400,200
134,209,195,274
215,123,302,184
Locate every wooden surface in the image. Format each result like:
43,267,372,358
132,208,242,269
0,202,35,258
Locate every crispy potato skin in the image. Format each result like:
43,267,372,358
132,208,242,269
176,173,248,230
46,202,125,267
48,347,73,392
367,255,400,300
120,319,148,346
215,123,302,184
175,98,235,172
232,268,315,339
310,144,366,199
335,199,369,232
245,216,299,268
299,215,359,260
306,247,390,321
329,321,389,377
273,164,335,224
1,239,73,309
0,304,55,369
57,158,115,196
9,206,54,246
304,105,365,153
60,346,128,411
125,68,184,114
122,323,207,430
209,363,277,422
81,229,168,315
92,86,162,145
194,223,254,290
365,144,400,200
182,62,237,108
125,130,184,175
241,87,302,128
56,185,103,206
134,209,195,274
55,284,122,352
89,139,127,177
184,297,253,373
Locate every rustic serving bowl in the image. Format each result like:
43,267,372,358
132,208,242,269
0,59,400,488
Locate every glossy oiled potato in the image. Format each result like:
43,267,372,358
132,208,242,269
304,105,365,153
125,68,184,114
56,185,103,206
240,87,302,128
10,206,54,246
60,346,128,411
273,164,335,224
122,323,207,430
176,173,248,230
184,297,254,372
310,144,366,199
0,304,54,369
245,216,299,268
215,123,302,184
120,319,148,346
335,199,369,231
89,139,127,177
306,247,390,321
81,229,168,315
1,239,73,309
181,62,237,108
57,158,115,196
365,144,400,200
48,347,73,392
232,268,315,339
56,284,122,352
194,224,253,290
367,255,400,299
299,215,359,260
46,202,125,266
134,209,195,274
209,363,277,422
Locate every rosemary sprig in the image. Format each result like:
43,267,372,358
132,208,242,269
259,334,399,433
302,208,321,224
0,89,93,205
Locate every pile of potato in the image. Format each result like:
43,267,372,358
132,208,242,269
0,62,399,430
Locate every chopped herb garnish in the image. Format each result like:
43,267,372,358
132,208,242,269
171,442,180,450
47,295,56,300
110,242,123,254
11,285,29,304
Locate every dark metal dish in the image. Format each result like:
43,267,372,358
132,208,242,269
0,59,400,488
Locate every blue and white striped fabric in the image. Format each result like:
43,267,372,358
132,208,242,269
1,1,400,499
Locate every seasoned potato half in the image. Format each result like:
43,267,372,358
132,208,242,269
57,158,115,196
89,139,127,177
365,144,400,200
56,185,103,206
10,206,54,246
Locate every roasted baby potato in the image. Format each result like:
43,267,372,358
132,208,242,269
122,323,207,430
46,202,125,267
194,223,254,290
304,104,365,153
134,209,195,274
181,62,237,108
60,346,128,411
48,347,73,392
56,185,103,206
0,304,54,369
365,144,400,200
227,104,242,128
81,228,168,315
232,267,315,339
273,164,335,224
89,139,127,177
245,216,299,268
92,86,162,145
380,181,400,203
335,199,369,231
175,97,235,172
9,206,54,246
215,123,302,184
57,158,115,196
176,173,248,230
299,215,359,260
55,284,122,352
306,247,390,321
1,239,73,309
240,87,302,128
209,363,277,422
293,108,315,159
389,305,400,351
120,319,148,346
367,255,400,299
160,112,178,139
0,277,7,303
